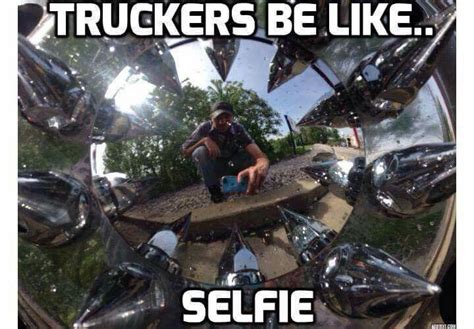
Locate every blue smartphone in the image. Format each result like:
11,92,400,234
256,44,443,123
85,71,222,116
221,176,248,194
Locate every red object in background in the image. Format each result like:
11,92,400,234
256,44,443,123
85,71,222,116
352,127,360,148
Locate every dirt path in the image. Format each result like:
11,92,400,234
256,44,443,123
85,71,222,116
126,144,362,218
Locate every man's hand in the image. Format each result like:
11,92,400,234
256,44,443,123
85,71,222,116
202,137,220,158
237,158,269,194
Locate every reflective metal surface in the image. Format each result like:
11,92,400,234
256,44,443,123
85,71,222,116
199,38,240,81
18,3,43,36
268,38,319,93
74,263,169,329
298,5,456,128
358,143,456,218
18,1,456,327
278,206,336,265
135,212,191,275
18,171,91,247
18,35,97,144
318,243,441,318
102,37,182,96
216,225,265,287
303,143,456,218
302,159,355,201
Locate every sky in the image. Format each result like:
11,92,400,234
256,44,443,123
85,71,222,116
168,36,335,137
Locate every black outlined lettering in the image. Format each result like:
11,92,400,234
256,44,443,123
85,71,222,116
232,290,253,323
294,3,318,36
102,2,128,37
325,2,435,37
208,290,232,323
130,2,153,36
205,3,230,36
47,1,257,38
266,3,293,36
182,289,206,324
180,288,315,324
47,1,436,38
232,2,256,36
47,2,74,37
180,3,205,36
153,2,180,36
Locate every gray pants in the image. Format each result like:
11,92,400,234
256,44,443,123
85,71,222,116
192,146,254,188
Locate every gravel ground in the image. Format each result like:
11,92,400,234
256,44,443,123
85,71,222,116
127,144,362,218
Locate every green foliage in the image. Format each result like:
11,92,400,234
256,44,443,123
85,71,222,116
267,126,342,162
104,81,282,193
18,116,88,171
269,135,294,162
18,232,107,326
207,80,281,159
39,35,124,101
299,126,342,146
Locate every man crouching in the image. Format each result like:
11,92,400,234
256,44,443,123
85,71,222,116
181,101,270,203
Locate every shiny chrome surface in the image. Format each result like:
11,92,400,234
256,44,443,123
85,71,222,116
268,38,320,93
18,3,43,36
318,243,441,318
92,173,159,217
18,35,97,143
92,99,157,143
135,212,191,275
18,1,456,327
18,171,91,247
302,159,355,201
73,263,170,329
358,143,456,218
278,206,336,265
199,38,240,81
216,226,265,287
303,142,456,218
102,38,182,96
297,5,456,128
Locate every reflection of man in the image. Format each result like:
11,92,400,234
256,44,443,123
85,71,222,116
182,101,269,203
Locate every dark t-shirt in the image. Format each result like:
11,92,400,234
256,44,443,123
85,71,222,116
182,121,255,158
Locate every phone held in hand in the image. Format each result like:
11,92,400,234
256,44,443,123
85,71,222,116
221,176,248,194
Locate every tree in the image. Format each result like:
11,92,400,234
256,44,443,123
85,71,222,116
104,81,282,193
300,126,330,145
329,128,342,141
207,80,281,159
18,116,87,171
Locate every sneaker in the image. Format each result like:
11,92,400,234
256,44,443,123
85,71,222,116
209,185,225,203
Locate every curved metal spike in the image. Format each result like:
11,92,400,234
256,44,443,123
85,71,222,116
136,242,182,275
297,5,456,128
297,90,358,128
124,39,182,96
372,6,456,111
18,35,97,143
216,225,264,286
137,213,190,271
18,3,44,37
318,243,441,318
277,206,336,264
169,212,192,243
361,142,456,218
92,176,118,218
199,38,240,81
18,171,91,247
301,159,355,200
267,39,314,92
74,263,169,328
345,156,366,205
92,99,156,143
93,172,159,220
349,5,456,124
